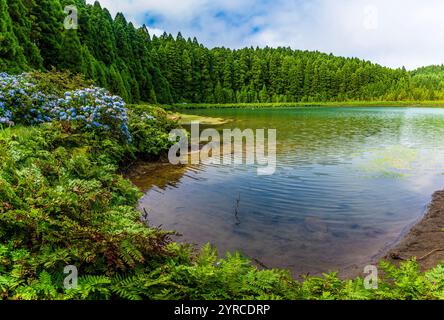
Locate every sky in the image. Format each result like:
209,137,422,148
85,0,444,70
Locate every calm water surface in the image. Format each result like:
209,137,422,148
131,107,444,276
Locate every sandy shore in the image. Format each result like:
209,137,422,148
384,190,444,270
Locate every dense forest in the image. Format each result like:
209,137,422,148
2,0,444,301
1,0,444,104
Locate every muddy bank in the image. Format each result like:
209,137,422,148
385,190,444,270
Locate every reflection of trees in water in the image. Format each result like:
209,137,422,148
126,162,192,192
193,108,408,165
177,109,431,169
274,114,405,165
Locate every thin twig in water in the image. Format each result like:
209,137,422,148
234,193,241,226
252,257,269,270
142,207,151,223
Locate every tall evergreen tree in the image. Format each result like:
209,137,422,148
0,0,26,71
29,0,64,68
60,29,83,73
7,0,42,69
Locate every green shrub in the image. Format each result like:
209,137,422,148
26,69,93,97
0,123,172,299
127,105,177,159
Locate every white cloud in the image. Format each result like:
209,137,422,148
89,0,208,21
86,0,444,69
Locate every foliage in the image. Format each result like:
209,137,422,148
1,0,444,104
26,69,93,97
0,0,27,72
0,122,173,300
126,105,177,158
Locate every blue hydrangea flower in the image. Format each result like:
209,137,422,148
0,73,132,141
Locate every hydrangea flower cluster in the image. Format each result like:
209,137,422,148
54,87,131,140
0,73,131,140
0,72,42,125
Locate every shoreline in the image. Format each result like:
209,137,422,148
166,101,444,110
384,190,444,270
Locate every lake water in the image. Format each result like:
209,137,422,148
131,107,444,276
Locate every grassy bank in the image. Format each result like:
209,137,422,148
168,100,444,110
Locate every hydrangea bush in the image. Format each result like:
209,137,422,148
0,73,131,140
54,88,131,140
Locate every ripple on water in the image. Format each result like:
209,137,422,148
134,107,444,276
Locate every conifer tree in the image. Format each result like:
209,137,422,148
0,0,26,71
60,29,83,73
7,0,42,69
29,0,64,68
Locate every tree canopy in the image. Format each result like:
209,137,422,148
1,0,444,104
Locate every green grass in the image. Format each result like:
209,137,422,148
168,100,444,110
170,113,232,125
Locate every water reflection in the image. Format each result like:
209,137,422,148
127,162,190,191
130,107,444,277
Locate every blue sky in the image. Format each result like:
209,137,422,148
86,0,444,70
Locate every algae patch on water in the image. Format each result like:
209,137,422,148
358,145,419,178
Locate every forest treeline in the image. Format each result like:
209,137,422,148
2,0,444,104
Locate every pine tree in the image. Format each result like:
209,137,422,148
259,84,269,103
81,45,96,80
288,60,304,101
0,0,27,71
7,0,42,69
251,56,263,91
182,50,193,102
269,53,281,96
60,29,83,73
114,13,131,61
88,2,116,66
29,0,64,68
233,58,247,92
108,65,128,100
214,81,224,103
222,54,234,92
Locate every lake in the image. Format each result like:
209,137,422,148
130,107,444,276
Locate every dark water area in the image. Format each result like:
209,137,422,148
129,107,444,276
